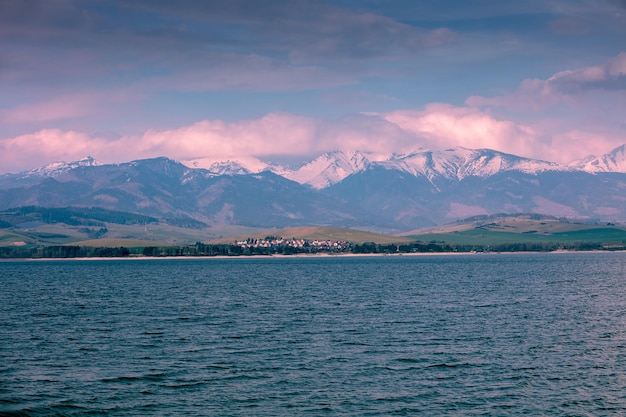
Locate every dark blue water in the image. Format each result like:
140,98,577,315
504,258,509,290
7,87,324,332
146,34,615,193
2,253,626,416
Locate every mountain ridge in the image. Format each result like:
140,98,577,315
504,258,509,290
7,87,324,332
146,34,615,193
5,144,626,188
1,145,625,232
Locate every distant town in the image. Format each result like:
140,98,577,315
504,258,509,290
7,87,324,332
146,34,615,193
3,232,623,259
234,237,351,254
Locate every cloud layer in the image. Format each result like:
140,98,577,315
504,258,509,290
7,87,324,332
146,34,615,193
1,1,625,173
2,95,624,174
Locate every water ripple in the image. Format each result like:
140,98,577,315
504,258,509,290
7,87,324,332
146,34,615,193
2,253,626,415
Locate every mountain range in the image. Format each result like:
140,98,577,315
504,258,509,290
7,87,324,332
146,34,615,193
1,145,625,232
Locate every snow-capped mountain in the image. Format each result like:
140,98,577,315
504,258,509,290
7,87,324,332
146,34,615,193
24,156,102,178
1,145,626,231
5,145,625,191
270,147,564,188
207,160,253,176
572,144,626,173
280,150,371,189
377,148,562,182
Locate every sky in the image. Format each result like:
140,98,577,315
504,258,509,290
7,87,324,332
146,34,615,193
1,0,626,173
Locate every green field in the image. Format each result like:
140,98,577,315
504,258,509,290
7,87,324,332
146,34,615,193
2,207,626,250
407,227,626,246
0,207,269,247
0,223,215,247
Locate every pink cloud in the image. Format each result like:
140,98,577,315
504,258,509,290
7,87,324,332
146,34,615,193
466,79,553,111
551,129,626,164
467,52,626,110
375,104,626,164
0,113,323,173
137,113,320,159
0,111,413,173
374,104,543,158
0,96,97,124
0,90,139,124
0,129,110,173
463,53,626,163
133,112,419,163
1,107,624,174
607,52,626,76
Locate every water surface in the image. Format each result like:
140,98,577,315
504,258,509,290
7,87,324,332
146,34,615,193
2,253,626,415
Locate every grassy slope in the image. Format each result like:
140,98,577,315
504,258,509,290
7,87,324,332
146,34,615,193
1,222,410,247
0,207,272,247
67,238,166,248
0,221,268,247
406,217,626,246
3,212,625,248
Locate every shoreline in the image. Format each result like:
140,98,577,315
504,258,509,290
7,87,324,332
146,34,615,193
3,249,625,261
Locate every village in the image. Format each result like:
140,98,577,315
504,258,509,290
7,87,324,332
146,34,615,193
234,236,352,254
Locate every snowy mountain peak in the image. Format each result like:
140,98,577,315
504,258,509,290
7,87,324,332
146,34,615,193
262,146,567,188
281,149,371,189
25,156,102,178
207,160,252,176
573,144,626,173
375,147,561,182
8,144,626,191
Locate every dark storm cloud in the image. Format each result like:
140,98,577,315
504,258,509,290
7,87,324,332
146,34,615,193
2,0,455,63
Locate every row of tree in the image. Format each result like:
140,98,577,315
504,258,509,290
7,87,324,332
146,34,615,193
0,245,131,258
2,239,624,259
142,242,322,257
353,241,620,253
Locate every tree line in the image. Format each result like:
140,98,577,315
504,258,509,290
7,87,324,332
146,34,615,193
0,245,131,258
1,240,623,259
354,241,619,253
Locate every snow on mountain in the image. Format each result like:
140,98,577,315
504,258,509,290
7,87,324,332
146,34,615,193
281,150,371,189
265,147,564,188
10,144,626,193
572,144,626,173
178,159,260,185
206,160,253,176
24,156,102,178
372,147,562,183
453,148,561,177
181,156,270,177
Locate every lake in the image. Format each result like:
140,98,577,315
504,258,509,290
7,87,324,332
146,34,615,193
2,253,626,415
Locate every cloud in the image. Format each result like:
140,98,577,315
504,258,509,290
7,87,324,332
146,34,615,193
467,52,626,109
371,103,626,164
285,12,454,64
0,97,95,124
127,0,455,64
138,113,320,160
0,113,320,173
463,53,626,163
3,101,626,174
128,112,415,161
0,111,416,173
0,0,453,93
2,0,457,132
549,129,625,164
0,90,137,124
0,129,111,173
548,53,626,93
372,104,544,158
137,54,355,93
0,106,586,174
